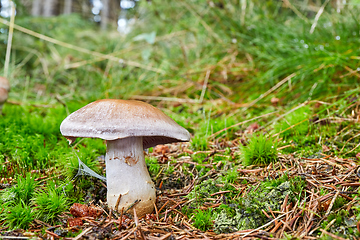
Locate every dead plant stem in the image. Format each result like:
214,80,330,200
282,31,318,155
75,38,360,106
4,2,15,78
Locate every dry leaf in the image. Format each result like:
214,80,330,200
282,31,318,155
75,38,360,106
154,145,170,155
322,145,331,152
271,97,280,106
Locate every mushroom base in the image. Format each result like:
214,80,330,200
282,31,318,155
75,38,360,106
106,136,156,217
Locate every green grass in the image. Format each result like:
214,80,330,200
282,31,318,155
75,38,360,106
273,106,311,138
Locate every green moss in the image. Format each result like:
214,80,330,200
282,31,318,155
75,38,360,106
192,209,213,231
32,183,70,224
244,181,291,211
241,135,278,166
223,168,238,184
145,156,161,176
0,173,38,206
187,179,223,204
191,134,209,151
1,201,35,230
0,104,106,229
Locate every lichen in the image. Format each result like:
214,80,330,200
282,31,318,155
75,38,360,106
186,178,223,203
322,209,360,238
214,210,238,233
244,181,292,212
1,187,16,203
214,181,293,234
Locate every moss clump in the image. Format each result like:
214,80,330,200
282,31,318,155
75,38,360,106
184,178,236,221
241,135,278,166
192,209,213,231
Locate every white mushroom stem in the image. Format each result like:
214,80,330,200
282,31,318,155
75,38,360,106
106,136,156,217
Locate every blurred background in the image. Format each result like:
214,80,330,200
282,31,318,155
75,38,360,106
0,0,139,31
0,0,359,105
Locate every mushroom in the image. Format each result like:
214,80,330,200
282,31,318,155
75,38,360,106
60,99,190,217
0,76,10,113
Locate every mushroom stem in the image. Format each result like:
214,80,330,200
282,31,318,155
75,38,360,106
106,136,156,217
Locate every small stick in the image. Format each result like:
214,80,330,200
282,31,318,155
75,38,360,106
268,206,278,225
45,230,60,238
344,142,360,155
55,94,70,115
198,69,210,103
0,237,31,239
283,0,309,22
158,233,172,240
271,221,283,233
115,194,122,212
325,191,339,217
132,95,199,103
319,219,336,238
118,226,139,240
118,207,124,229
180,1,223,43
281,194,289,212
124,199,141,214
4,1,15,78
158,200,170,213
309,0,330,34
154,202,159,222
261,209,272,219
133,208,139,226
73,227,92,240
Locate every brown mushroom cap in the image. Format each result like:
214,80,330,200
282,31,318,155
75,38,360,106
60,99,190,148
0,77,10,92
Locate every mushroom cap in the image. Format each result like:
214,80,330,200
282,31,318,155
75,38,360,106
0,77,10,92
60,99,190,148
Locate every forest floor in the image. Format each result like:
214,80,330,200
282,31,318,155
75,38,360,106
1,1,360,239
